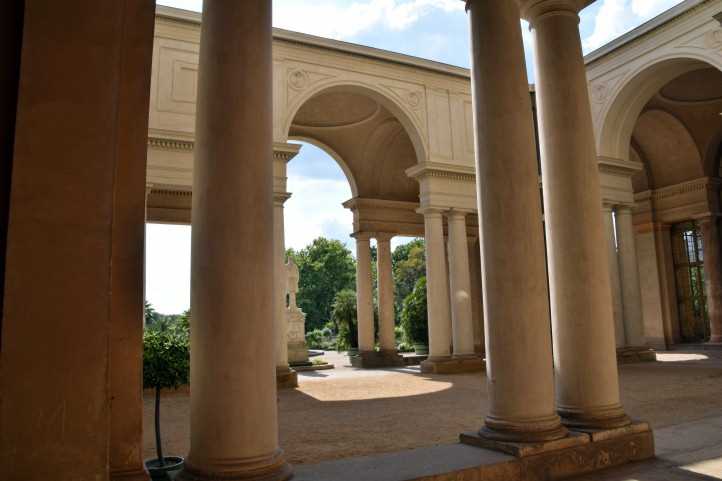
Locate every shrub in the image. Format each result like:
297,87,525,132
331,289,358,351
401,276,429,346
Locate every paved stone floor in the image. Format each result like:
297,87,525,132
144,349,722,478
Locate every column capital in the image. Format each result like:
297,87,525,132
694,213,721,225
615,204,635,216
446,208,474,221
373,232,395,243
520,0,588,23
601,201,616,212
352,232,372,242
273,192,292,206
417,207,446,218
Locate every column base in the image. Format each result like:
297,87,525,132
350,350,405,369
178,456,293,481
709,335,722,343
276,366,298,389
559,404,631,430
617,346,657,364
461,421,653,478
288,340,309,365
420,355,485,374
110,467,151,481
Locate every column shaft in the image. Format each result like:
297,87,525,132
356,235,375,352
528,2,629,428
466,0,564,443
447,212,475,357
182,1,291,480
1,1,154,479
616,206,646,347
377,235,396,352
699,216,722,343
274,195,291,370
603,206,626,348
423,211,452,360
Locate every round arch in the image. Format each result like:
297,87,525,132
288,135,360,198
282,81,428,165
597,52,722,162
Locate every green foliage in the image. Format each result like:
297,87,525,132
400,276,429,345
143,320,190,390
145,301,160,326
331,289,358,351
305,328,335,350
287,238,356,331
392,239,426,315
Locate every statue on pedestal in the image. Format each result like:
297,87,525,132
286,258,309,365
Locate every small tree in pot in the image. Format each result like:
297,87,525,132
401,276,429,355
143,322,190,480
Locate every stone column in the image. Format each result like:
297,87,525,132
376,233,397,352
603,205,626,348
355,234,375,353
525,0,630,429
461,0,565,443
421,209,452,362
274,192,297,388
1,1,155,479
447,211,476,357
616,205,647,347
698,215,722,343
181,1,292,480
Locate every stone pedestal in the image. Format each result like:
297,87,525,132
287,306,310,366
350,350,405,369
617,346,657,364
420,356,485,374
276,366,299,390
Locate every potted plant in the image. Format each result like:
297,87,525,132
143,322,190,480
401,277,429,355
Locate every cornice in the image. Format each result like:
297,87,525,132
148,136,194,152
273,142,302,163
148,184,193,197
598,156,644,176
405,162,476,182
638,176,720,202
342,197,420,211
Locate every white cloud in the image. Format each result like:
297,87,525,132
284,175,354,250
273,0,463,40
145,224,191,314
582,0,684,52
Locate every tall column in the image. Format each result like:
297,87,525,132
698,216,722,343
616,206,647,347
603,205,626,348
525,0,630,429
447,211,476,357
422,209,452,361
274,192,297,388
1,1,155,479
181,2,292,480
376,233,397,352
464,0,565,443
355,234,375,353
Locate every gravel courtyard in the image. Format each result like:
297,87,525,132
143,349,722,466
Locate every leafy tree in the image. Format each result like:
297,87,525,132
331,289,358,351
392,239,426,315
143,321,189,468
401,276,429,346
145,300,160,326
287,237,356,331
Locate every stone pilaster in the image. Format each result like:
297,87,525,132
179,1,292,480
461,0,565,443
698,215,722,343
524,0,630,429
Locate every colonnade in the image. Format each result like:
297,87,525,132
698,215,722,343
352,233,405,367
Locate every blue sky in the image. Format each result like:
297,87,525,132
147,0,685,313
